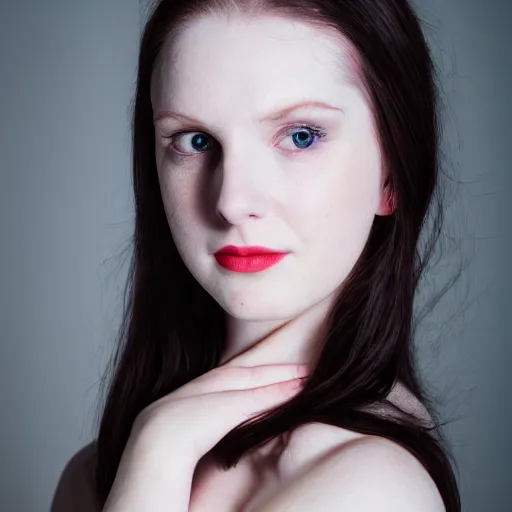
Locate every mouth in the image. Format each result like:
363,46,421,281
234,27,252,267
214,245,286,256
213,245,289,273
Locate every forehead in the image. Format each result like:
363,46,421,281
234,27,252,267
151,14,362,116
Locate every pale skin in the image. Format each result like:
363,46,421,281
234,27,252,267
152,13,384,369
51,12,445,512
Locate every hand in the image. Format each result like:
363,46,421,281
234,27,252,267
134,362,309,459
103,361,309,512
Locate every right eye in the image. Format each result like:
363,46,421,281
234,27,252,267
163,132,215,156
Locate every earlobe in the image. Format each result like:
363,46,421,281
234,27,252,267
376,184,396,216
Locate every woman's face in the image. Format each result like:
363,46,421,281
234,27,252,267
151,14,388,321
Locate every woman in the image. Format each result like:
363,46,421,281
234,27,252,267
51,0,461,510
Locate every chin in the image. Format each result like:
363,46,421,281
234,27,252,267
215,292,297,321
220,289,315,323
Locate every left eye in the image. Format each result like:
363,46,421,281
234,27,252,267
280,125,327,151
162,124,328,156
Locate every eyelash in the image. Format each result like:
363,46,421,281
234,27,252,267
161,123,328,159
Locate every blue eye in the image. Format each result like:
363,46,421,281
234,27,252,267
162,124,327,157
292,129,315,148
284,126,326,151
168,132,213,153
187,133,212,152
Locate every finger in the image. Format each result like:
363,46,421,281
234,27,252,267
232,364,310,386
171,364,309,401
167,364,309,402
155,378,306,463
187,378,304,430
234,377,306,420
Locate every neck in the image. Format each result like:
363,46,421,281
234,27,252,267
219,295,334,368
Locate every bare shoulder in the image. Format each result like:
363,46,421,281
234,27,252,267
279,380,434,473
267,428,445,512
277,421,366,479
262,382,442,511
50,441,100,512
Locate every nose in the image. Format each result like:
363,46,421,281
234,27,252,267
214,147,270,225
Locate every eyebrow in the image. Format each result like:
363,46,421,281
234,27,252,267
154,100,343,125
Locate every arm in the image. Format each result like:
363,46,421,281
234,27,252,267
100,427,196,512
50,434,195,512
50,442,100,512
260,436,446,512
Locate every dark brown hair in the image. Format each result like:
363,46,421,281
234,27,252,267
93,0,461,510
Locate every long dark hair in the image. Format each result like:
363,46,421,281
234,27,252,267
93,0,461,510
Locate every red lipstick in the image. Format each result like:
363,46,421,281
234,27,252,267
214,245,289,273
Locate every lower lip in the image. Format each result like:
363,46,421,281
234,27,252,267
214,253,288,273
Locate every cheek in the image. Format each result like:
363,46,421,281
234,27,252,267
291,153,381,259
158,174,200,243
297,169,379,230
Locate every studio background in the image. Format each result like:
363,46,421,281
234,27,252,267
0,0,508,510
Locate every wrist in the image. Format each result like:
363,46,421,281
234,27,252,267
103,423,197,512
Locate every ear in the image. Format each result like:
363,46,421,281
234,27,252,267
375,181,396,217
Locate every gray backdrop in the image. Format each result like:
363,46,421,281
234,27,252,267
0,0,509,510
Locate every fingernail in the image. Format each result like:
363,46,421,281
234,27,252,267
290,379,302,390
294,377,307,389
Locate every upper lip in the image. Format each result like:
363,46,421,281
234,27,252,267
214,245,287,256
